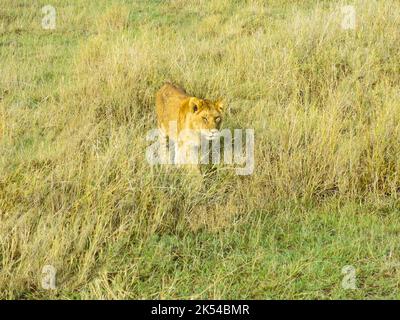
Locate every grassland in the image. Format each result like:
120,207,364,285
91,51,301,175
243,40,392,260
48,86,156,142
1,0,400,299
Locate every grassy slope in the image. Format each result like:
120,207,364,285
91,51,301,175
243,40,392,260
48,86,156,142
1,0,400,299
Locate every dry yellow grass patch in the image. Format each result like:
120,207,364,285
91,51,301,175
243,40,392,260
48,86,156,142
1,0,400,299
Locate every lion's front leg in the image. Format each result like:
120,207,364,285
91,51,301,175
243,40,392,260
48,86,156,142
158,129,170,164
175,141,197,165
175,141,201,175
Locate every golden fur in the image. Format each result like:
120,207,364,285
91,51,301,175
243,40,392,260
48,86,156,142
156,83,223,139
156,83,224,166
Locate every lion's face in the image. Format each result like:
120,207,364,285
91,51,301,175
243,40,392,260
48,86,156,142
186,97,224,141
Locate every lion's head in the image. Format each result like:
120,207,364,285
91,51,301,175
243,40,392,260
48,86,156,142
184,97,224,141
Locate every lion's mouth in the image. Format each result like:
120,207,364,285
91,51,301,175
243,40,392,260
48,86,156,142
203,130,220,141
205,135,218,141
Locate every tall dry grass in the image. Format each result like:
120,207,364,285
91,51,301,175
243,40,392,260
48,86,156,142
1,0,400,298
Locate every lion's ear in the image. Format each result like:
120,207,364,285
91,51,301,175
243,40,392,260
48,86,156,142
189,97,202,113
215,99,224,113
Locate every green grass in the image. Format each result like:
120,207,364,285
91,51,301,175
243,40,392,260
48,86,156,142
1,0,400,299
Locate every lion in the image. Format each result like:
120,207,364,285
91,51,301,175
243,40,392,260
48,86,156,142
156,83,224,168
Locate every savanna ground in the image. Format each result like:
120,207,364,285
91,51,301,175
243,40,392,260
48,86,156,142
1,0,400,299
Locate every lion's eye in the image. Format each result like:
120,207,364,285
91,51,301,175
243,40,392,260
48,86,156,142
202,117,208,123
215,117,221,123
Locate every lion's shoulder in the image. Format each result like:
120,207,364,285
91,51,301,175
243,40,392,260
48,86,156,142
158,83,187,98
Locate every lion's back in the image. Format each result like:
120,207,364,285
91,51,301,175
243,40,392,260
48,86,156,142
156,83,188,132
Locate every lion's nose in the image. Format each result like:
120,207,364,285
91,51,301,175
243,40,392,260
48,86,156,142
210,129,219,135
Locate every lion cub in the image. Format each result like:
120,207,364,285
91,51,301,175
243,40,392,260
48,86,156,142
156,83,224,168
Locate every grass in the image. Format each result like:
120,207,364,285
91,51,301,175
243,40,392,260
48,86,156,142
1,0,400,299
